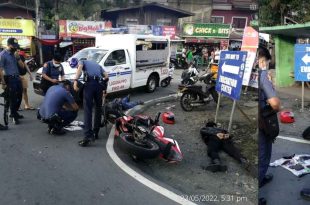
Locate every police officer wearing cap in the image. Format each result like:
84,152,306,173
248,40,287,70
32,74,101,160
72,57,108,147
0,38,24,124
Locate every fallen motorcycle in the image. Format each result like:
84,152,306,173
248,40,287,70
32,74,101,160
115,112,183,163
179,72,218,112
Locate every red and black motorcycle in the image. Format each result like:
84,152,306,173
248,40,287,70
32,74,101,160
115,112,183,163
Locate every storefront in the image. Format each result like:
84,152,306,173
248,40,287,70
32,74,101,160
0,18,36,55
182,23,231,48
182,23,231,64
59,20,112,58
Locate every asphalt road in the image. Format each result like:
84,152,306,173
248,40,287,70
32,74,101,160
259,89,310,205
0,70,185,205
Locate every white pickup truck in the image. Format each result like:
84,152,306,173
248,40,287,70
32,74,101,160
33,34,171,97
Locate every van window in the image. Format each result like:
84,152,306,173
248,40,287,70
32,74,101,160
105,50,126,66
150,42,167,50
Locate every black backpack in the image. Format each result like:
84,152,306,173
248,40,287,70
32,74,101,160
302,126,310,140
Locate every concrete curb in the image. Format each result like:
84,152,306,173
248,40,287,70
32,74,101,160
126,94,178,116
106,93,197,205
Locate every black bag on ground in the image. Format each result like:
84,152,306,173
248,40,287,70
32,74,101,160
259,105,279,141
302,126,310,140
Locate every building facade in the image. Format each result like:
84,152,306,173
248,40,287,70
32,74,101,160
101,2,193,28
0,2,36,52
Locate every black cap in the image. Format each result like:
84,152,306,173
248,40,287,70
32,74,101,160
53,52,62,62
258,46,271,60
7,38,20,48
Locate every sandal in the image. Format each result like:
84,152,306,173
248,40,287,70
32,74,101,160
24,107,35,110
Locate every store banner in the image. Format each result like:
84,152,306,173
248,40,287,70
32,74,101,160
152,26,176,39
59,20,112,38
127,25,153,35
241,26,259,87
0,19,36,36
152,26,163,36
0,36,32,48
162,26,176,39
183,23,230,38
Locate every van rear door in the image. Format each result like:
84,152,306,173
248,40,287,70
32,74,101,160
104,49,132,93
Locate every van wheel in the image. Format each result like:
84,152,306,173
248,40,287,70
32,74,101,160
146,75,157,93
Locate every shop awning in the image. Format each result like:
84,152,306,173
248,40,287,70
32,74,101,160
184,38,227,44
260,22,310,38
39,39,62,46
59,41,73,48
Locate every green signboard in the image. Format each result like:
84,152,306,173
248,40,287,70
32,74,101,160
183,23,231,38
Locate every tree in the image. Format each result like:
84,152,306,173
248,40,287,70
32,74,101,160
259,0,310,26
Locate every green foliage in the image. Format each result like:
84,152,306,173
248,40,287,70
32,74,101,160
259,0,310,26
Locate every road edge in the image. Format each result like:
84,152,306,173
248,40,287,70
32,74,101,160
105,94,198,205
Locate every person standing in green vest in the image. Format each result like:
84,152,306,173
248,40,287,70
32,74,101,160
186,47,193,65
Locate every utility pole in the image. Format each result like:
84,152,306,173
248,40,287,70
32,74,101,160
35,0,43,65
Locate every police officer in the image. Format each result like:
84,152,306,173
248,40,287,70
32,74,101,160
41,53,65,95
258,47,281,205
72,56,108,147
38,80,79,135
0,38,24,124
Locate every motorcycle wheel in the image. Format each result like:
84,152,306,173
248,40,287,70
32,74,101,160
180,92,195,112
118,133,160,159
210,88,219,104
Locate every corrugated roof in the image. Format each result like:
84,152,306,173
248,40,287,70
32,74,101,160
101,2,194,18
260,22,310,38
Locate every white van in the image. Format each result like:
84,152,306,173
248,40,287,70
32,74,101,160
33,34,170,96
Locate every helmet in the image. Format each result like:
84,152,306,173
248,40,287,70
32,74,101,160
280,110,295,123
162,111,175,124
69,58,79,68
18,50,26,57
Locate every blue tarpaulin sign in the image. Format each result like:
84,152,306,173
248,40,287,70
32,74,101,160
215,51,247,100
294,44,310,81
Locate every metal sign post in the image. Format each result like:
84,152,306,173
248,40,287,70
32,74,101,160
215,51,247,130
302,81,305,112
228,100,237,132
214,93,221,123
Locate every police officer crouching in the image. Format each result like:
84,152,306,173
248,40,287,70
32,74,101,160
37,80,79,135
0,38,24,124
72,57,108,147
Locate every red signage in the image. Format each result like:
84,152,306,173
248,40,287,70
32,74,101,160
241,26,259,50
162,26,176,39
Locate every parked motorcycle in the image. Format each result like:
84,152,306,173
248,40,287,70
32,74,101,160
179,72,219,112
25,57,38,72
115,112,183,162
170,56,187,70
161,62,175,87
181,64,199,85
